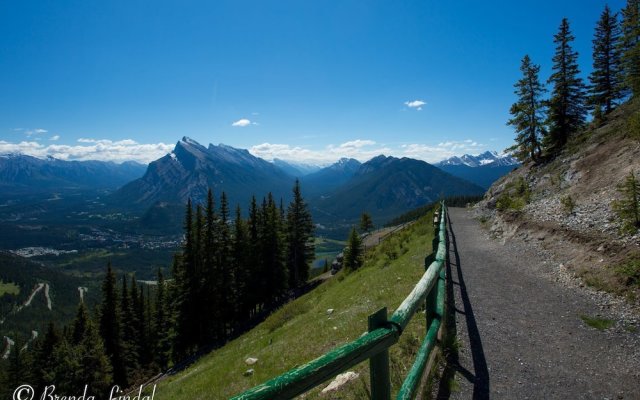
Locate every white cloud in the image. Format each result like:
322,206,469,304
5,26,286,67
50,135,60,141
24,128,48,137
0,139,174,164
250,139,391,165
232,118,252,127
404,100,426,111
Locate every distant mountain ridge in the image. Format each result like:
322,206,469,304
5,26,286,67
272,159,321,177
301,158,362,197
435,151,519,189
310,155,484,223
436,151,519,167
0,154,146,191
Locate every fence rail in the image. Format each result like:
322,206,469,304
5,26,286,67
232,203,448,400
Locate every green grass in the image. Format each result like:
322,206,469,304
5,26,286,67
0,280,20,296
580,315,615,330
158,212,436,399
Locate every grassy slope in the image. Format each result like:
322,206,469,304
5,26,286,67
159,211,435,399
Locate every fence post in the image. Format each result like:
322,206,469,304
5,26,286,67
368,308,391,400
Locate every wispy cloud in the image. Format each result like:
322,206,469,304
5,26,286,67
49,135,60,141
250,139,391,165
400,140,485,163
232,118,252,127
404,100,426,111
0,139,174,164
251,138,486,165
24,128,48,137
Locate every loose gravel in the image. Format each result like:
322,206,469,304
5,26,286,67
433,208,640,400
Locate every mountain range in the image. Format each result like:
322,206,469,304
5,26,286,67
0,154,146,192
435,151,519,189
0,141,515,227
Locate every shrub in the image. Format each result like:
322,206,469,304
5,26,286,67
560,195,575,215
613,171,640,234
495,177,530,212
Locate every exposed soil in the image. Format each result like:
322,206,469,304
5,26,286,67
433,208,640,399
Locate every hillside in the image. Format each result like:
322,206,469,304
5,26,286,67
157,210,437,399
0,252,98,343
476,99,640,302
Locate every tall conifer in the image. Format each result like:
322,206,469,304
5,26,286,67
286,180,315,288
507,55,546,162
589,5,624,116
546,18,586,154
620,0,640,96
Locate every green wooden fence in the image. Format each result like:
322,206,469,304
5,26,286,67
231,203,448,400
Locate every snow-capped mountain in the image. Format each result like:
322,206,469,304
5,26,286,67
436,151,519,168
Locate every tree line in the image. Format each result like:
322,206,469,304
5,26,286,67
1,180,315,396
509,1,640,162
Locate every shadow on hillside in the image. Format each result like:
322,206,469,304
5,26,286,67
164,279,324,377
435,211,490,400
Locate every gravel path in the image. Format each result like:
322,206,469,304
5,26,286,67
435,208,640,400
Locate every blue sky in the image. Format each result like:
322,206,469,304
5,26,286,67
0,0,626,164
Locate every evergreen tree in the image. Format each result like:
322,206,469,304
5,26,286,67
261,194,288,305
343,227,364,272
5,336,31,394
153,269,171,370
546,18,587,155
613,171,640,232
589,5,624,116
507,55,546,162
359,212,374,233
137,283,153,369
71,302,90,345
201,189,219,343
120,276,139,380
33,322,61,392
620,0,640,96
74,313,112,395
247,196,263,315
173,199,197,359
99,262,126,386
286,180,315,288
217,192,234,341
232,205,250,325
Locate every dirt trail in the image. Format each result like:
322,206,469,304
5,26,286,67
436,208,640,399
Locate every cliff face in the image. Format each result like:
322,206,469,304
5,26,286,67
476,99,640,302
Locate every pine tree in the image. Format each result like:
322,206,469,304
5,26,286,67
286,180,315,288
261,194,288,305
232,205,250,325
71,302,90,345
33,322,61,392
620,0,640,96
507,55,546,162
613,171,640,232
201,189,219,343
359,212,374,233
173,199,197,360
546,18,587,155
137,283,153,369
120,276,139,380
153,269,171,370
247,196,263,314
589,5,624,116
343,227,364,272
99,262,126,386
75,313,113,395
216,192,234,341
